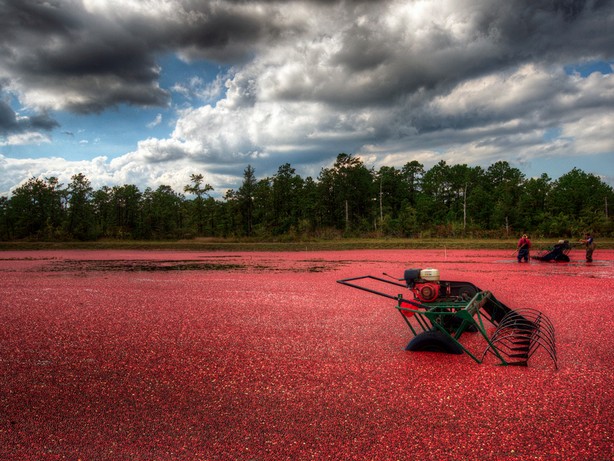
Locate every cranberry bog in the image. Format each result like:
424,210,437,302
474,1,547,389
1,249,612,460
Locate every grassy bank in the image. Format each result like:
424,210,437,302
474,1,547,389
1,237,613,251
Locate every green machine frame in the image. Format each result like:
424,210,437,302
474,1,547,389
337,274,557,368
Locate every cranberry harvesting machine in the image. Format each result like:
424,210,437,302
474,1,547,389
337,268,557,368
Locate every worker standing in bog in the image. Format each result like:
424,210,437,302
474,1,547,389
580,233,596,262
517,234,531,263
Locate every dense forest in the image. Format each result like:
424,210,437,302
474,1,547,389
0,154,612,241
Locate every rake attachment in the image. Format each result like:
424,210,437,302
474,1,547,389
481,308,557,368
337,268,558,369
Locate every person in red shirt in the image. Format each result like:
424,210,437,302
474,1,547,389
517,234,531,262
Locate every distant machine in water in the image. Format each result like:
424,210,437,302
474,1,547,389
532,240,573,262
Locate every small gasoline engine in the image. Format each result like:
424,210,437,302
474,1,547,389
404,268,441,303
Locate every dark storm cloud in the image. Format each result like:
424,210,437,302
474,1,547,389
0,0,288,113
0,0,168,112
285,0,614,108
0,100,18,135
2,0,612,114
164,4,287,63
26,112,60,131
0,99,59,136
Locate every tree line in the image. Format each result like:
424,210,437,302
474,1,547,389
0,154,612,241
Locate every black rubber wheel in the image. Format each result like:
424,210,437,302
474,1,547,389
405,331,464,354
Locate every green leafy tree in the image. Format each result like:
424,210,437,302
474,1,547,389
518,174,551,233
222,189,241,237
271,163,304,235
376,166,403,221
548,168,609,217
466,180,492,231
319,153,374,232
446,164,473,228
0,196,10,240
485,161,525,234
400,160,424,208
184,174,213,236
300,176,319,234
142,185,185,239
459,166,488,232
316,166,337,229
65,173,96,240
419,160,453,225
237,165,257,236
9,177,64,239
91,186,113,237
252,177,274,237
547,168,614,236
2,160,613,241
110,184,142,238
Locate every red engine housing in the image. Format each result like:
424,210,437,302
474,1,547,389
412,282,440,302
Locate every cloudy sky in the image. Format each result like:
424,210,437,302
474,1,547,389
1,0,613,197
